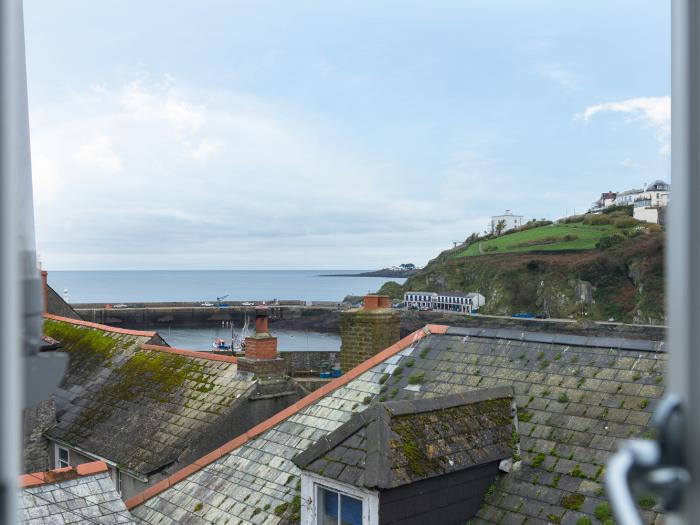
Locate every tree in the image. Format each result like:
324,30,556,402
399,263,415,270
495,219,507,235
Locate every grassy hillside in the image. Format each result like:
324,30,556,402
457,223,613,256
380,225,665,324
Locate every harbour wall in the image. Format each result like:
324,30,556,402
73,303,666,341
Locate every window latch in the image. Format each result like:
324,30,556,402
606,394,689,524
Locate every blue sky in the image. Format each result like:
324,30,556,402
24,1,670,270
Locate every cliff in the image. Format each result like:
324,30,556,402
380,231,665,324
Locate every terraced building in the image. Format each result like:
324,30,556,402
34,314,306,500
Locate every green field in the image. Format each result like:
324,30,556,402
457,223,615,257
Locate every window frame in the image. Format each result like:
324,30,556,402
55,444,70,469
299,471,379,525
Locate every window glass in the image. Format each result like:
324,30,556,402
340,494,362,525
317,486,363,525
318,486,339,525
57,446,69,468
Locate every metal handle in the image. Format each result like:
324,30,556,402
606,395,690,524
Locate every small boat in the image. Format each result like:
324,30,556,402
212,338,230,351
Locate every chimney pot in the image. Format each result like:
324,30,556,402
362,295,391,311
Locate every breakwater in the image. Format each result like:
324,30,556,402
74,303,666,341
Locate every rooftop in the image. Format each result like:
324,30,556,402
19,461,134,524
293,386,514,490
129,325,666,524
43,315,253,479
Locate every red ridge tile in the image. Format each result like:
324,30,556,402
141,344,238,363
43,313,157,337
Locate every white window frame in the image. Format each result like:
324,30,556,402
55,444,70,469
300,471,379,525
110,467,122,495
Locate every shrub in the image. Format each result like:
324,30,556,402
596,233,625,250
576,517,593,525
584,214,611,225
614,217,637,229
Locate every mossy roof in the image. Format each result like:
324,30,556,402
43,319,254,477
293,386,514,489
19,471,134,524
130,327,666,525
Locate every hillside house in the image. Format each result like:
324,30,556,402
490,210,524,234
590,191,617,212
403,292,437,310
404,291,485,313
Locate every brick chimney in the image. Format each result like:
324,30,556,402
340,294,400,373
40,270,48,313
238,306,286,376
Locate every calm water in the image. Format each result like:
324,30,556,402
47,270,405,304
150,325,340,353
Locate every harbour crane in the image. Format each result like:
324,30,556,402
216,294,229,307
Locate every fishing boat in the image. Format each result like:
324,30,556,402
212,338,230,351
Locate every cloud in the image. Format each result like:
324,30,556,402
31,78,496,269
536,63,581,91
577,96,670,155
620,158,644,170
73,134,124,173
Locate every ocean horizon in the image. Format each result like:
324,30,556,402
47,269,406,304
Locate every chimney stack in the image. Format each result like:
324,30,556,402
40,270,48,313
238,306,286,376
339,294,400,373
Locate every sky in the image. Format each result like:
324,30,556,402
24,1,670,270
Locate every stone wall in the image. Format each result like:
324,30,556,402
23,399,56,473
281,351,339,376
339,308,400,372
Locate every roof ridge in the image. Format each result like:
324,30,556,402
140,343,237,364
19,461,108,489
447,326,666,352
125,324,445,510
43,313,158,337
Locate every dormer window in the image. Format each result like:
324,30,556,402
299,472,377,525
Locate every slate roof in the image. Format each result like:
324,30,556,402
19,462,134,524
129,325,666,525
47,285,82,320
293,386,514,490
43,316,254,478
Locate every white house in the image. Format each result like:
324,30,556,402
403,292,438,310
490,210,523,235
404,291,485,313
614,188,645,207
632,180,670,225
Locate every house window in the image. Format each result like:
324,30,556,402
317,485,363,525
55,445,69,468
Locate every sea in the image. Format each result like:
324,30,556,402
148,325,341,353
47,270,406,304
